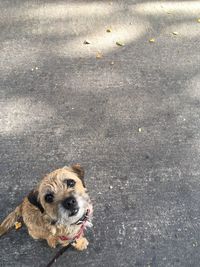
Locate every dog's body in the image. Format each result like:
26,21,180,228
0,164,93,250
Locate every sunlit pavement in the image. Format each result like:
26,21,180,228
1,1,200,266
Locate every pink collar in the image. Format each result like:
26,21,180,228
58,209,90,242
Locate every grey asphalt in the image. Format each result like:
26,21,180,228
1,1,200,266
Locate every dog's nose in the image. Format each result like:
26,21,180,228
62,196,78,210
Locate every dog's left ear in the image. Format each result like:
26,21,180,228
71,164,85,187
27,189,44,213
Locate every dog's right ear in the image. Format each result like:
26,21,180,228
27,190,44,213
71,164,86,188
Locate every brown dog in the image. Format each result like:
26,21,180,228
0,164,93,250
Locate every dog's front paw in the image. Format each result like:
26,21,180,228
47,236,57,248
73,237,89,251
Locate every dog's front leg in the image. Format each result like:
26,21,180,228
47,235,58,248
28,227,58,248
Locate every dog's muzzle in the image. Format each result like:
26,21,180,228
62,196,79,216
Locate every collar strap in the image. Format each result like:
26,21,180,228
59,223,85,242
27,190,44,213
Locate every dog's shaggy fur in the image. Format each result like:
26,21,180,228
0,164,93,250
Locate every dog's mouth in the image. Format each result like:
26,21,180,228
69,208,79,217
71,209,90,225
57,206,88,225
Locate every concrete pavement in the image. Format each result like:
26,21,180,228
1,1,200,266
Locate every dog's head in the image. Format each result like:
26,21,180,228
29,164,92,225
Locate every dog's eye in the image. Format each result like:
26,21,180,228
44,193,54,203
64,179,76,188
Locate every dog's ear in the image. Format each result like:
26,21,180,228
71,164,85,187
27,190,44,213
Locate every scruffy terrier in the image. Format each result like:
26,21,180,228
0,164,93,250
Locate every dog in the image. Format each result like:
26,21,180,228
0,164,93,250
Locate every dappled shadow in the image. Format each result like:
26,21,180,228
1,1,200,266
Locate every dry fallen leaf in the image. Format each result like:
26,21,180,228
96,52,103,59
15,221,22,230
83,40,91,44
149,38,155,43
116,41,125,46
192,241,198,247
172,31,179,35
